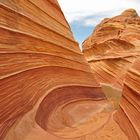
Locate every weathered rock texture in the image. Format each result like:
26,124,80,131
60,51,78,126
82,9,140,89
115,58,140,140
0,0,120,140
0,0,106,139
82,9,140,140
0,0,138,139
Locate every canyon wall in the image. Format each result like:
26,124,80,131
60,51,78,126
115,58,140,140
83,9,140,139
83,9,140,89
0,0,105,140
1,0,140,139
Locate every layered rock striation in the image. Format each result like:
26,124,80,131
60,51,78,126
82,9,140,89
1,0,139,139
82,9,140,140
115,58,140,140
0,0,106,140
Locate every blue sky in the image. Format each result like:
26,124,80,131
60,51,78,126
70,20,94,45
58,0,140,47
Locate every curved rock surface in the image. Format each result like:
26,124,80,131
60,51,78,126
82,8,140,140
0,1,136,140
0,0,107,140
0,0,128,140
82,9,140,89
114,58,140,140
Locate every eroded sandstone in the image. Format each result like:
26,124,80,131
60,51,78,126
0,1,138,140
83,9,140,89
0,0,112,140
83,9,140,140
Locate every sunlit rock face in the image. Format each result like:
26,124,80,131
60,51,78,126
0,0,112,140
114,58,140,140
82,9,140,89
82,9,140,140
0,1,137,140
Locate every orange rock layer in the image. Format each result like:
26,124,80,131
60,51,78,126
115,58,140,140
83,9,140,139
0,0,105,140
83,9,140,89
1,1,139,140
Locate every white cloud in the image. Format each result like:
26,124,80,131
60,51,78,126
84,18,99,26
58,0,140,26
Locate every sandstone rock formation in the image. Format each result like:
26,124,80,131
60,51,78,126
82,9,140,89
115,58,140,140
0,0,139,139
82,8,140,140
0,0,116,140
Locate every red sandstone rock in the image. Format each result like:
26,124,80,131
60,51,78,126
82,9,140,89
0,0,108,140
82,8,140,140
0,1,137,139
114,58,140,140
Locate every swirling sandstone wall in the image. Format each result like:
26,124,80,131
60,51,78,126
83,9,140,140
83,9,140,89
0,0,106,140
1,0,139,139
115,58,140,140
